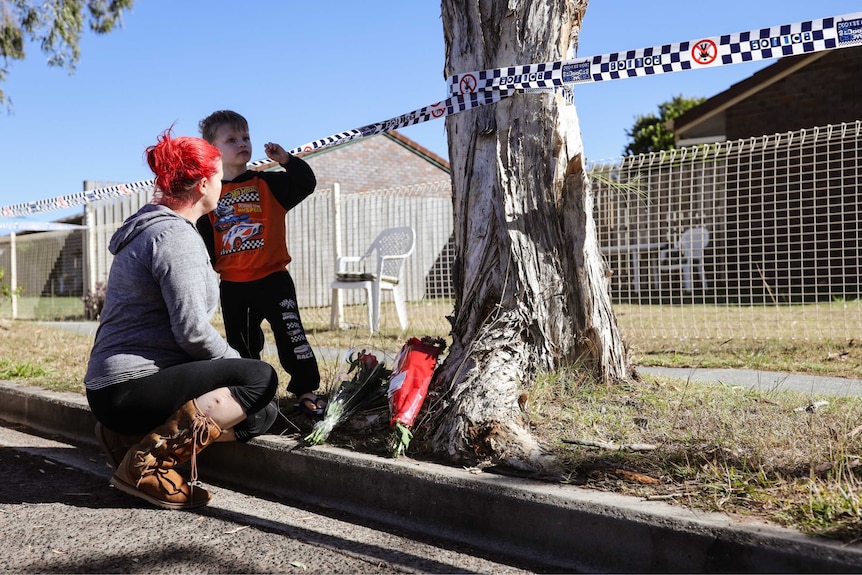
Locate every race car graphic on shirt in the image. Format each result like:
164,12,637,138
213,204,251,232
222,222,264,252
214,186,265,254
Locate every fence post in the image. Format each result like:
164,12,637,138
83,200,97,318
329,183,343,329
9,232,16,319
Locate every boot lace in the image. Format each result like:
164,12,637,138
187,411,215,484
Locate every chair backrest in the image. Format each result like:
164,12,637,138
369,226,416,281
677,227,710,259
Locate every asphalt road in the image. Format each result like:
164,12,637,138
0,422,538,574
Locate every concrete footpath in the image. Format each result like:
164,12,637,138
2,374,862,573
639,366,862,398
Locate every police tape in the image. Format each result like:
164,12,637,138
0,221,87,231
447,11,862,95
291,11,861,154
2,10,860,220
284,90,507,156
1,179,159,221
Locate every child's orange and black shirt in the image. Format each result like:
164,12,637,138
196,157,316,282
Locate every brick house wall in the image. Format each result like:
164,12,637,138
725,48,862,140
300,131,450,193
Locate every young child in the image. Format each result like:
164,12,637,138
196,110,325,417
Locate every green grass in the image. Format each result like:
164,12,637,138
0,296,87,321
0,358,49,378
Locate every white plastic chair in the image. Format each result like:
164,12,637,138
330,226,416,333
653,227,710,293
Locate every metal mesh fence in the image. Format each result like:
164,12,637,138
0,229,85,320
590,121,861,341
2,122,859,342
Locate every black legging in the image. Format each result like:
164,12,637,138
86,358,278,442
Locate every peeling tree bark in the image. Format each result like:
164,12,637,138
420,0,632,473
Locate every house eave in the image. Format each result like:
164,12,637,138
672,53,828,141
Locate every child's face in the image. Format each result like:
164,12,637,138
211,124,252,170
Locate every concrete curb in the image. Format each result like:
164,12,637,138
2,379,861,572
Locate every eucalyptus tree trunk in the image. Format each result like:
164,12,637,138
422,0,631,473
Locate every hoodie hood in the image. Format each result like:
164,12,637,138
109,203,183,255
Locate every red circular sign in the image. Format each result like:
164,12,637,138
430,101,445,118
459,74,477,94
691,39,718,65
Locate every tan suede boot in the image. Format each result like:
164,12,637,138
94,422,145,469
110,400,222,510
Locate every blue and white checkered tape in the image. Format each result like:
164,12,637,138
3,11,860,219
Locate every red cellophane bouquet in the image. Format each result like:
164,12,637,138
387,336,446,458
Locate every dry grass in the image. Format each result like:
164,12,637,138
1,317,860,541
528,369,862,542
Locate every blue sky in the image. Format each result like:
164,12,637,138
0,0,859,226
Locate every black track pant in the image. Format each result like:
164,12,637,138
87,358,278,442
219,271,320,396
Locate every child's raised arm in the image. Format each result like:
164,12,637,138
264,142,290,164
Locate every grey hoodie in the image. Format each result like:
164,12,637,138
84,203,239,390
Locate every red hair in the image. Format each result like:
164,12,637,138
146,129,221,207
